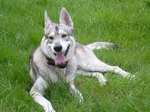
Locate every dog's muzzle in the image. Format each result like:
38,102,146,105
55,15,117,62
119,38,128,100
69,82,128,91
46,45,70,68
53,45,70,57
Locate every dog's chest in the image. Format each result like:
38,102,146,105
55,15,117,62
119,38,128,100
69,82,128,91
52,67,67,80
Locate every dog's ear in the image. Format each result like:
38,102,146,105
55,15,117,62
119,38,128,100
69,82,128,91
44,11,53,29
59,8,73,28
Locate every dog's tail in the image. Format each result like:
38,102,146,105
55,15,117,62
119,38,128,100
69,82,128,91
86,42,119,50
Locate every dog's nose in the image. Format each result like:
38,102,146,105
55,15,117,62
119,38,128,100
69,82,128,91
54,45,62,52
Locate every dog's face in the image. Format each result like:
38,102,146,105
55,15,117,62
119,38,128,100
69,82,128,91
41,8,76,66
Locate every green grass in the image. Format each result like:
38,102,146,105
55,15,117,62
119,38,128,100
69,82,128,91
0,0,150,112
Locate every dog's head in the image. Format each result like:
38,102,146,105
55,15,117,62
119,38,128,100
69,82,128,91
41,8,76,66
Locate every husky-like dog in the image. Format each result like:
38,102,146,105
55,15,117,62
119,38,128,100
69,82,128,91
29,8,133,112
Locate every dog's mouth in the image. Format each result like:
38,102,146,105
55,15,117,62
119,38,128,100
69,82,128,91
54,45,70,65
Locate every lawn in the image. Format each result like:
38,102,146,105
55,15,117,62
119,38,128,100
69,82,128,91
0,0,150,112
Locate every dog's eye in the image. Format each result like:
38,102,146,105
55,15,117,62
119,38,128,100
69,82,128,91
49,36,54,40
62,34,67,38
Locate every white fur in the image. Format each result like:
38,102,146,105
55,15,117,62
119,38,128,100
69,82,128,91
29,8,134,112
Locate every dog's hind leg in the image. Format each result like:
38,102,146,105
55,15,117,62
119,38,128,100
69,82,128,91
76,45,132,78
77,49,132,78
82,60,132,78
30,76,56,112
76,70,107,86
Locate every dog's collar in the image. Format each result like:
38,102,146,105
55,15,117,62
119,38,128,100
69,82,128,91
45,56,68,69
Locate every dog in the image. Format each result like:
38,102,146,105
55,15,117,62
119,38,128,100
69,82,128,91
29,8,133,112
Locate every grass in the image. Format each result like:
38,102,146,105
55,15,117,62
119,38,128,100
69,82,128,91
0,0,150,112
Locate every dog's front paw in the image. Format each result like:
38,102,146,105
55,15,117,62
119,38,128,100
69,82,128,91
50,110,56,112
100,79,107,86
99,80,107,87
47,110,56,112
77,91,84,103
124,73,135,78
43,101,56,112
46,108,56,112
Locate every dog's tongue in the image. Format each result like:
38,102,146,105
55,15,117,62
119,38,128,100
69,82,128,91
55,53,65,65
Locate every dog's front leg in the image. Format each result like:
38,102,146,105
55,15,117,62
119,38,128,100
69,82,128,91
69,82,83,102
66,73,83,102
30,76,56,112
66,58,83,102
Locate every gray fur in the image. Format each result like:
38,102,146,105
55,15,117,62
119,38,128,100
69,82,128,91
29,8,134,112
